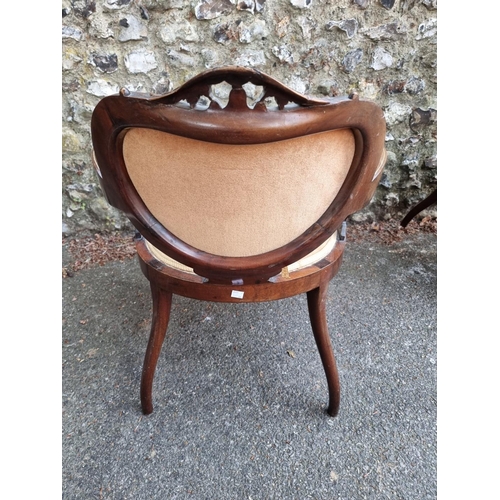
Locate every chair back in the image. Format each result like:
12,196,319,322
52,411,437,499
91,67,386,282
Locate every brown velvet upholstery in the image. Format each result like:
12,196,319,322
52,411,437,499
123,128,355,257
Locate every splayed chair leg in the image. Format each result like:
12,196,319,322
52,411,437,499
307,283,340,417
140,284,172,415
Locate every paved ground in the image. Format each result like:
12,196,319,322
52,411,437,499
62,231,437,499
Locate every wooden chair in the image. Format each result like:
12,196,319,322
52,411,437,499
91,67,386,417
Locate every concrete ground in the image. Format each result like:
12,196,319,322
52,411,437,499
62,231,436,499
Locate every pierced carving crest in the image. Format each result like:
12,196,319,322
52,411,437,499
150,66,329,111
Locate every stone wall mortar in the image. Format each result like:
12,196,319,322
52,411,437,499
62,0,437,234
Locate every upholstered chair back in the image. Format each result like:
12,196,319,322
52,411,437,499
122,127,355,257
91,67,386,283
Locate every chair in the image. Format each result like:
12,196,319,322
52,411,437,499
91,67,386,417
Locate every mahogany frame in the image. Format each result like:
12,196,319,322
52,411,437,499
91,67,386,417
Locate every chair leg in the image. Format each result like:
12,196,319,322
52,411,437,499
140,284,172,415
307,284,340,417
400,188,437,228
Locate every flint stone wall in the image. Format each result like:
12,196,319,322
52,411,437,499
62,0,437,235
